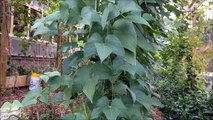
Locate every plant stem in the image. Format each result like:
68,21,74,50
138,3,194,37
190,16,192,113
83,102,89,120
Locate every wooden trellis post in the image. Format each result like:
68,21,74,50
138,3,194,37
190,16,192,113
55,31,62,71
0,0,9,87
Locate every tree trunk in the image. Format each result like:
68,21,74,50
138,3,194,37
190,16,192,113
0,0,9,87
190,14,197,89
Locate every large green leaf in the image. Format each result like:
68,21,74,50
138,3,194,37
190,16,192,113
144,0,156,3
135,25,155,52
136,60,146,76
113,19,137,53
119,81,136,103
64,0,85,13
143,13,156,21
123,104,143,119
61,75,73,87
105,34,125,56
11,100,22,108
137,36,155,52
44,11,61,22
60,0,84,25
40,75,49,83
101,4,110,29
91,63,112,80
47,76,61,92
103,107,120,120
134,89,163,111
22,87,42,106
118,0,142,13
84,33,103,57
62,51,83,74
149,97,164,107
124,49,136,65
134,90,152,111
115,81,136,103
96,96,109,107
40,71,61,83
114,81,128,95
39,89,49,104
46,71,60,78
50,92,63,102
95,43,113,62
91,96,109,119
73,65,91,93
80,6,101,26
58,42,78,52
33,25,58,36
112,56,136,75
67,9,81,25
63,87,73,106
111,98,126,110
31,22,43,30
33,25,49,36
121,63,136,75
125,15,152,28
102,98,125,120
91,107,103,119
83,75,99,103
60,2,69,22
101,3,120,29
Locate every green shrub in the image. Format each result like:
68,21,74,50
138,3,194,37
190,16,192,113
156,79,213,120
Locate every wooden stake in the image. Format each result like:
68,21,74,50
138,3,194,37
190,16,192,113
0,0,9,87
55,31,62,71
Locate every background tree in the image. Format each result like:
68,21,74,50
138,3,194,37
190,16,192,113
154,0,213,119
0,0,9,87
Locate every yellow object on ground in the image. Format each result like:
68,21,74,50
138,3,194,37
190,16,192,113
31,72,40,78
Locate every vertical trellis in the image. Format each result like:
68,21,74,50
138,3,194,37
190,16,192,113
0,0,9,87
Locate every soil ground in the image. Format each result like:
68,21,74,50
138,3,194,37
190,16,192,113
0,87,164,120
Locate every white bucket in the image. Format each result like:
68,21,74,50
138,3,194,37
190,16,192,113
29,76,41,90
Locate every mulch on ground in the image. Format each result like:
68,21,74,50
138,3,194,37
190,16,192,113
0,87,165,120
0,87,71,119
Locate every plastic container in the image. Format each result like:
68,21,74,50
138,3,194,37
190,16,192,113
0,106,20,120
29,72,41,90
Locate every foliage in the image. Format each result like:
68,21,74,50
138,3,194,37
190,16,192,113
1,100,22,112
154,1,213,119
7,62,30,76
22,0,182,119
17,66,31,75
157,80,213,120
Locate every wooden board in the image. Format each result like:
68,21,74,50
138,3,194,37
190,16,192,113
0,0,9,88
5,75,29,88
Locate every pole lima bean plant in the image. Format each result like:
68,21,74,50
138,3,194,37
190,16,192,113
22,0,182,119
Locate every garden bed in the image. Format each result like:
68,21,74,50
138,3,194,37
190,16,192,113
5,75,29,88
